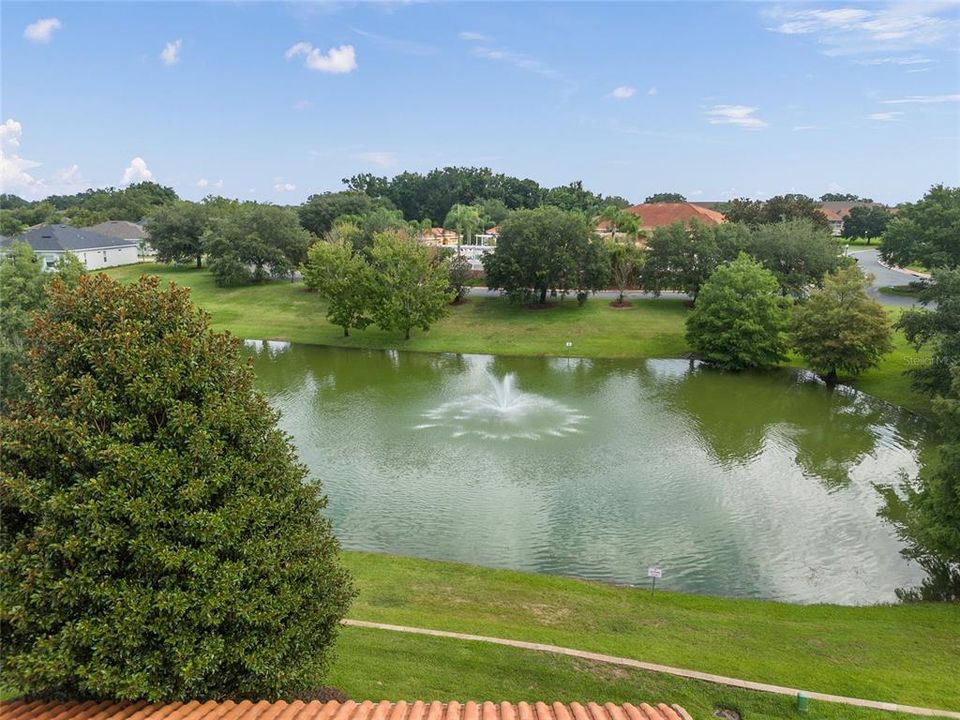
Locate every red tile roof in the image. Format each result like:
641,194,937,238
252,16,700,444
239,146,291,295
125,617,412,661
0,700,692,720
619,203,725,230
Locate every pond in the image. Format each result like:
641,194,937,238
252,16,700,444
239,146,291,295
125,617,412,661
246,340,929,605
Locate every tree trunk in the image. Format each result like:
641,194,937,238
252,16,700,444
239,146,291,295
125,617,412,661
405,327,411,340
196,255,202,269
825,368,838,385
539,287,547,305
343,326,349,337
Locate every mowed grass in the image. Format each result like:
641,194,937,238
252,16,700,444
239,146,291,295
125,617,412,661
102,263,932,414
339,552,960,713
330,627,926,720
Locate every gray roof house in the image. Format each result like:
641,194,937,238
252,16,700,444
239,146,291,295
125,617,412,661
87,220,148,241
1,224,141,271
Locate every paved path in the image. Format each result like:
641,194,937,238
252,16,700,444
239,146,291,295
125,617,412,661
343,619,960,719
847,249,926,307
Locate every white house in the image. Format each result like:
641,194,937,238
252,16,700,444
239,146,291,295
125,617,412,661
1,224,140,270
87,220,154,257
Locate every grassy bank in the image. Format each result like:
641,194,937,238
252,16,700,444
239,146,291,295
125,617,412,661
101,263,931,414
335,552,960,716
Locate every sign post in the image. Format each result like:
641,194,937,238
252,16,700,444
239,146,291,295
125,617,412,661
565,341,573,368
647,566,662,594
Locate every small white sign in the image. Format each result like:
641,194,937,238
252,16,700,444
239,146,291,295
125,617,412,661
647,567,662,579
565,341,573,349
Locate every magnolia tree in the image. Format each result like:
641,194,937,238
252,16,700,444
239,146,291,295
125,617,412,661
0,274,354,701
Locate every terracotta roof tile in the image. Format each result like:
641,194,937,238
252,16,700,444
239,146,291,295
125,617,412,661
0,701,690,720
620,202,726,230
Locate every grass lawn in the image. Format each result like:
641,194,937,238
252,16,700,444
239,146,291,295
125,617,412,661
330,627,925,720
102,263,932,415
842,237,883,248
337,552,960,715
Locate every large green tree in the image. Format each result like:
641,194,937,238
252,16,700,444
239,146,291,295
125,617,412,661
641,220,748,300
0,242,48,405
607,240,644,306
791,266,893,383
0,274,354,700
748,219,843,297
685,253,791,370
821,193,873,202
841,205,892,243
298,191,379,237
724,194,830,230
147,201,208,268
302,239,374,337
882,185,960,270
897,268,960,396
206,204,311,286
368,232,452,339
482,206,610,304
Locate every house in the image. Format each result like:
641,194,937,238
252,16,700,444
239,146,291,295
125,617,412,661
87,220,152,256
598,202,725,240
417,227,462,247
1,224,140,270
2,699,693,720
821,208,845,236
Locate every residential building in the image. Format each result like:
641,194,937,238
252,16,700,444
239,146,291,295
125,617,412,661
87,220,152,256
1,224,140,270
598,202,725,241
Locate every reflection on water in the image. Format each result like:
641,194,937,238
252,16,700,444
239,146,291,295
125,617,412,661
247,342,929,605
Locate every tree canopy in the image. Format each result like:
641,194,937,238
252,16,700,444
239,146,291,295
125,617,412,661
368,232,452,339
821,192,873,202
881,184,960,270
724,194,830,230
302,239,374,336
791,266,892,382
641,220,749,299
146,201,209,268
482,206,610,304
0,274,354,700
841,205,892,241
644,192,686,203
897,268,960,396
685,253,791,370
747,219,844,297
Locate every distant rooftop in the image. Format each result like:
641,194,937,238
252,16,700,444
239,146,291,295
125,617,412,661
87,220,148,240
0,699,693,720
1,224,139,254
608,202,725,231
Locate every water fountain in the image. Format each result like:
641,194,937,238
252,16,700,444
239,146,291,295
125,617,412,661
417,372,587,440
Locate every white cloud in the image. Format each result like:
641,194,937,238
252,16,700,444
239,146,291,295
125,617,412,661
459,31,490,42
647,87,658,96
197,177,224,189
706,105,768,129
764,4,959,57
611,86,636,99
855,55,933,66
286,42,357,74
471,45,562,81
881,94,960,104
1,118,42,195
24,17,61,43
866,112,903,121
356,151,398,167
273,181,297,192
161,39,182,66
121,157,153,186
0,119,86,198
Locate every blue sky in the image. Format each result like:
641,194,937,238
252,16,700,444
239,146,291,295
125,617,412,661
2,1,958,205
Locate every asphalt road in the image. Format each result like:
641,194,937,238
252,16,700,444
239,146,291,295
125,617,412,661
469,248,924,307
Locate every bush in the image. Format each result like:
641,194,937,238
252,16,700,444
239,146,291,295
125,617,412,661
0,274,354,701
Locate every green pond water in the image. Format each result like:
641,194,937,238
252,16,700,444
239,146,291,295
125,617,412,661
246,340,930,605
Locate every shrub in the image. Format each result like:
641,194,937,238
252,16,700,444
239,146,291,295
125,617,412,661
0,274,354,701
